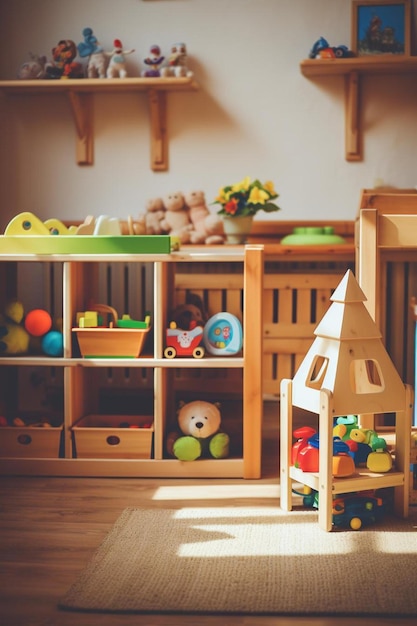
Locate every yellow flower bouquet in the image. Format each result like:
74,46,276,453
214,176,281,217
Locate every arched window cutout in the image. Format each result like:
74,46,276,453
306,355,329,389
350,359,384,394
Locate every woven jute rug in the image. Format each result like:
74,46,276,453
59,506,417,616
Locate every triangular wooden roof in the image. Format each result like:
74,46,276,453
292,270,406,415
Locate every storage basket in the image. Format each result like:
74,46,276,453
0,424,63,458
73,303,151,357
71,414,153,459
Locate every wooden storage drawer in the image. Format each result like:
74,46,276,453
0,425,63,458
72,414,153,459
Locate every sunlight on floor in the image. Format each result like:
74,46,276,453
168,506,417,558
153,483,280,500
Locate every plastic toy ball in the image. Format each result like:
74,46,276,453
41,330,63,357
24,309,52,337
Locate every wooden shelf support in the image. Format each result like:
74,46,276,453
345,71,361,161
300,56,417,162
148,89,168,171
67,91,94,166
0,77,199,171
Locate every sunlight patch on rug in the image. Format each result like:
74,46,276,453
59,506,417,616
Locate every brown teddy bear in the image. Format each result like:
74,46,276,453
184,190,225,245
144,197,167,235
169,292,208,330
160,192,192,244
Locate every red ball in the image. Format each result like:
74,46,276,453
24,309,52,337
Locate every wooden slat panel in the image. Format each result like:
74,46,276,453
276,279,293,384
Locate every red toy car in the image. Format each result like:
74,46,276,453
164,321,205,358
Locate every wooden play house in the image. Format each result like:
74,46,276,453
280,269,412,531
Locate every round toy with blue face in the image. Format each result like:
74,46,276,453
203,313,242,356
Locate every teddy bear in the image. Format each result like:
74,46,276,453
143,197,167,235
166,400,230,461
160,192,192,244
184,190,225,245
169,292,208,330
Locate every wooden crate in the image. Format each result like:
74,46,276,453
72,414,153,459
0,425,63,458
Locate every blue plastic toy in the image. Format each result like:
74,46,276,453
203,313,242,356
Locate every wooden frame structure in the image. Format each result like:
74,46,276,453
280,270,412,531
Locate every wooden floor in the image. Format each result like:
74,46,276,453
0,401,414,626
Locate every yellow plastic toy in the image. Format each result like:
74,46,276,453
4,211,75,236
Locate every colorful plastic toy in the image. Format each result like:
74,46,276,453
164,321,205,359
309,37,353,59
291,426,316,465
24,309,52,337
332,492,385,530
203,313,242,356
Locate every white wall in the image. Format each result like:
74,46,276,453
1,0,417,231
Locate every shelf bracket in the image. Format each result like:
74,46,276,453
344,71,362,161
67,91,94,166
148,89,168,171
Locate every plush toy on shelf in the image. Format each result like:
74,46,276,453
170,292,208,331
160,42,193,78
0,300,63,357
141,45,165,77
160,192,193,244
0,300,30,355
167,400,230,461
106,39,135,78
184,190,225,245
17,53,51,79
143,198,167,235
46,39,83,79
77,27,108,79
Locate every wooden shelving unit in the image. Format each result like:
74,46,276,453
300,56,417,161
0,77,199,171
0,245,264,478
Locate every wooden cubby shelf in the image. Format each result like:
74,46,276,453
0,77,199,171
300,56,417,162
0,245,264,479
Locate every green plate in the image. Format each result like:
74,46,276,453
281,227,345,246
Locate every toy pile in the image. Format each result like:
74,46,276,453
18,28,194,81
0,300,63,357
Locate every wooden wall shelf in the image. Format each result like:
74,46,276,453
0,77,199,171
300,56,417,162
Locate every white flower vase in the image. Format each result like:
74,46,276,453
222,216,254,244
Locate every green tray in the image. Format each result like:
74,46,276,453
280,227,345,246
0,235,171,255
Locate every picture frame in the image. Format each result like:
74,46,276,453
351,0,411,56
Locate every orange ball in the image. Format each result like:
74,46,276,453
24,309,52,337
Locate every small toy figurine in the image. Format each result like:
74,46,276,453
141,45,165,77
309,36,353,59
106,39,135,78
77,27,108,79
160,43,193,78
17,53,50,79
46,40,83,79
